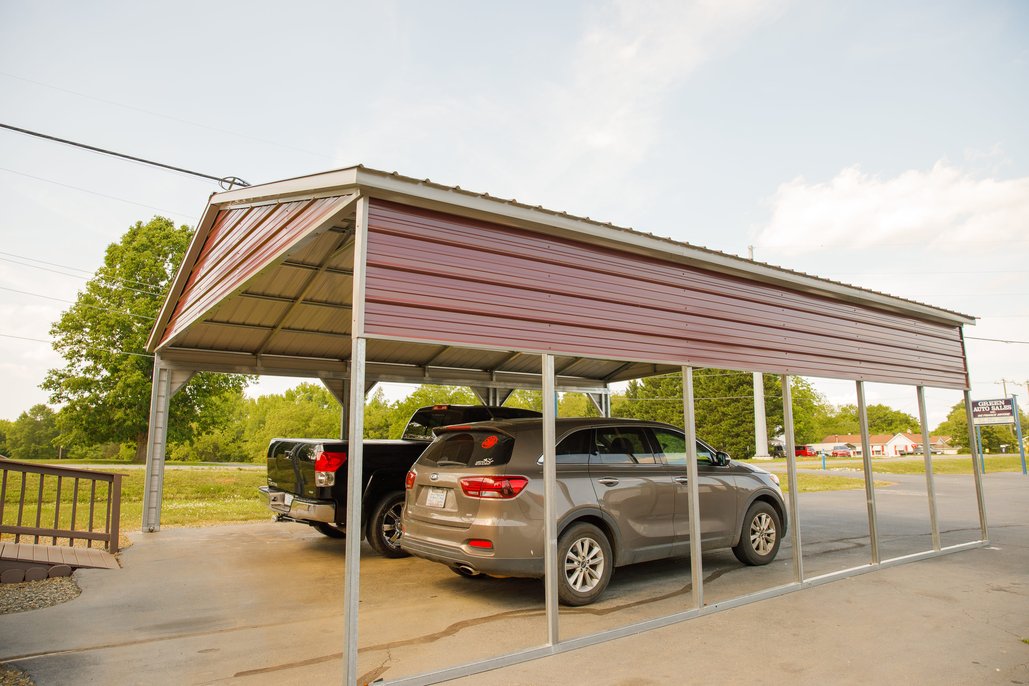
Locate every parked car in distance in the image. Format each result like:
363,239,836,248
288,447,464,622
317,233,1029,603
830,444,855,457
400,417,787,606
258,404,541,557
795,444,818,457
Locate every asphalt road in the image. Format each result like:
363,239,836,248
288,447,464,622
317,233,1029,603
0,470,1024,685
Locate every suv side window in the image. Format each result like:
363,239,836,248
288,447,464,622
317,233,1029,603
651,429,714,465
595,427,658,464
555,429,592,464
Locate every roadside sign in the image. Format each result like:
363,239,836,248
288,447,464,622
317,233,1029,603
971,398,1015,426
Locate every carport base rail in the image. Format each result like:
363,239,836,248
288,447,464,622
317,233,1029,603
383,539,988,686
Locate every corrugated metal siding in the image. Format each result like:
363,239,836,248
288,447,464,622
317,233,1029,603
363,200,969,388
160,195,353,347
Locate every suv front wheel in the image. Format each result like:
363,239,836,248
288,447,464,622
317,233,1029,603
732,500,781,565
557,522,613,606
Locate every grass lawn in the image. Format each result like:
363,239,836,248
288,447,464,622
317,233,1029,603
788,473,891,492
788,454,1025,475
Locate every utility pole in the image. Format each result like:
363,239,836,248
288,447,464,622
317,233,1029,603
747,244,770,459
997,379,1018,441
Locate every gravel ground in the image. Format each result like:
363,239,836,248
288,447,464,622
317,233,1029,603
0,664,32,686
0,576,80,615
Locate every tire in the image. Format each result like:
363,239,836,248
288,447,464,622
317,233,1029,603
732,500,781,566
366,491,410,558
557,522,613,606
313,522,346,539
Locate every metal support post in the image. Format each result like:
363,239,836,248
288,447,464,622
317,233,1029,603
682,367,703,609
342,195,368,686
963,390,990,541
752,372,770,459
542,353,559,645
916,386,941,551
142,357,193,533
856,381,880,564
781,375,803,582
1012,394,1026,475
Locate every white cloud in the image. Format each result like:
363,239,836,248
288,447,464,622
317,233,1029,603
755,162,1029,252
333,0,784,215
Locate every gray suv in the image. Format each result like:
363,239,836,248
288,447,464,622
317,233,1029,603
400,418,787,605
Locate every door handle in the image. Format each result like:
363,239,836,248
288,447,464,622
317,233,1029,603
673,476,689,484
597,477,619,487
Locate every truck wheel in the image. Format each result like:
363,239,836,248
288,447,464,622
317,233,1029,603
367,491,410,558
313,523,346,539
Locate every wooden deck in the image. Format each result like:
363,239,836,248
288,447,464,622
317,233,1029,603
0,541,119,570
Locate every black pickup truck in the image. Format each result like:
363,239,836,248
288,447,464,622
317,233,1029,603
258,404,541,557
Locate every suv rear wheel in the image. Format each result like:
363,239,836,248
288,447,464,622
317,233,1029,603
732,501,781,565
557,522,612,606
367,491,410,558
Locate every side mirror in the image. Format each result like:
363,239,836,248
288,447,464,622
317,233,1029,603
715,451,731,466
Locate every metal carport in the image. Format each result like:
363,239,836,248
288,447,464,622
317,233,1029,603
143,165,987,685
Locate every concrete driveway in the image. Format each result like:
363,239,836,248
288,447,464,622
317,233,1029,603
1,472,1025,685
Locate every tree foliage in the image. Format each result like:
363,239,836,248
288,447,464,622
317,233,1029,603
41,217,248,461
7,404,60,459
615,371,825,459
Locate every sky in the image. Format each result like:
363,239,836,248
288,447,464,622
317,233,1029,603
1,0,1027,429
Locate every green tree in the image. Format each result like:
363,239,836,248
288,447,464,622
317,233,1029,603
364,387,394,439
168,388,248,462
242,383,343,460
616,372,827,459
42,217,248,462
0,418,11,457
866,404,919,434
7,404,60,459
387,386,477,438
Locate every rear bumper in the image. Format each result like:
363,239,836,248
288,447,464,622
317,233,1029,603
259,486,336,524
400,530,543,578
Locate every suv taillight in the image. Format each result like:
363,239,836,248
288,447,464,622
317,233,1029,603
405,470,416,489
459,475,528,499
314,451,346,487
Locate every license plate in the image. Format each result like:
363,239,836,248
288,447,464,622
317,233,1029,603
284,493,294,506
426,487,447,508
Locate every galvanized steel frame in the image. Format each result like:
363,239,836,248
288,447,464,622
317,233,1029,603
349,367,990,686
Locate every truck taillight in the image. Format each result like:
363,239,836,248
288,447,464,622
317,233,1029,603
405,470,416,489
459,476,528,499
314,451,346,487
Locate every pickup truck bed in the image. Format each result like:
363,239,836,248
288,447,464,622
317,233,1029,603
259,404,542,557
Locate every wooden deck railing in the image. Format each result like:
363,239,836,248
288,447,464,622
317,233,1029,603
0,458,122,554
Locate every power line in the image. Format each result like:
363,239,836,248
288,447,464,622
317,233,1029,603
0,249,165,295
0,70,330,162
0,332,154,358
0,285,156,320
965,336,1029,345
0,166,195,219
0,122,250,189
0,255,163,297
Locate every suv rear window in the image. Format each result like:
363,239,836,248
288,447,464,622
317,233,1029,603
418,431,515,468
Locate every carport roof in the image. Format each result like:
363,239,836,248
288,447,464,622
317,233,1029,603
147,165,975,388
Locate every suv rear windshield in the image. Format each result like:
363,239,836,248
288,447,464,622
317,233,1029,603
417,430,515,468
402,406,541,440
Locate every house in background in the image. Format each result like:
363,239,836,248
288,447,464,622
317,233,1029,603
815,433,956,457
